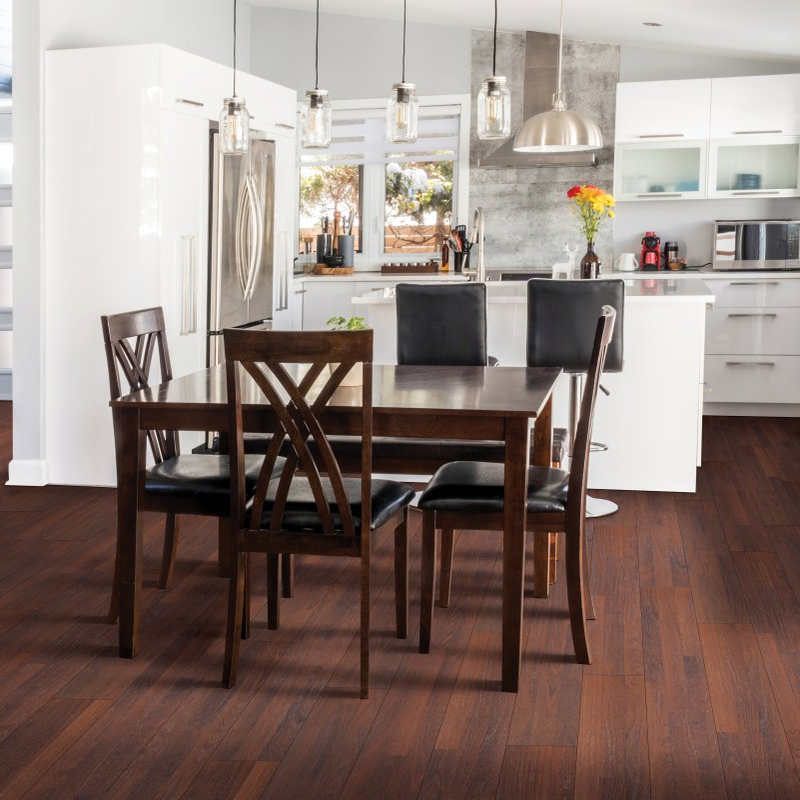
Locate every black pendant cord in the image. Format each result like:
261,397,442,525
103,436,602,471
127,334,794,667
492,0,498,76
232,0,238,96
314,0,320,90
401,0,407,83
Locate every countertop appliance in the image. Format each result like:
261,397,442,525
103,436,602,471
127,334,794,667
640,231,661,271
713,220,800,270
207,130,275,369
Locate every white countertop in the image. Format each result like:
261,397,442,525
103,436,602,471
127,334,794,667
295,271,468,284
352,277,715,305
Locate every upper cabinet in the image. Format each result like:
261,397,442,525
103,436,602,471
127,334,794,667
615,73,800,201
616,79,711,142
709,75,800,138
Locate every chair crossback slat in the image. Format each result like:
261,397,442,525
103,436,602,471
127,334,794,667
101,307,179,464
567,306,616,528
225,328,373,538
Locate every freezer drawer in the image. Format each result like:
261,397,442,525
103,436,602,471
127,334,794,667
705,305,800,355
704,355,800,403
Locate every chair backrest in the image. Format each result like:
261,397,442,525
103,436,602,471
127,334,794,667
101,306,178,463
223,328,373,537
526,279,624,372
567,306,616,528
396,282,488,366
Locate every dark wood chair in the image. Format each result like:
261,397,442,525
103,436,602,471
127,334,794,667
416,306,617,665
102,307,270,621
222,327,415,698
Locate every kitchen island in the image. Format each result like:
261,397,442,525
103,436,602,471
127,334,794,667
354,278,715,492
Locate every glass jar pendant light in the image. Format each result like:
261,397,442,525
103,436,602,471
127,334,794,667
220,0,250,155
387,0,418,144
302,0,332,148
477,0,511,140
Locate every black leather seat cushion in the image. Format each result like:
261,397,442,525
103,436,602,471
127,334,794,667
249,476,415,533
146,454,275,516
417,461,569,514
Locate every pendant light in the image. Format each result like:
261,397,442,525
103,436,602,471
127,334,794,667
477,0,511,140
219,0,250,155
513,0,602,153
301,0,332,148
387,0,418,144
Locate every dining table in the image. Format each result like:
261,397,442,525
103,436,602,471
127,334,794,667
110,362,560,693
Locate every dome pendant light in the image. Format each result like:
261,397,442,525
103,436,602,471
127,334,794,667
513,0,602,153
387,0,418,144
301,0,332,148
477,0,511,140
219,0,250,155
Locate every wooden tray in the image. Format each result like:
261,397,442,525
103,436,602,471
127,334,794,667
312,264,354,275
381,263,439,274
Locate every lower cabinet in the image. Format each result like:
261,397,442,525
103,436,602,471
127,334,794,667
703,275,800,408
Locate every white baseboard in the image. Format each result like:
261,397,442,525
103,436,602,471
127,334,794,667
7,458,48,486
704,402,800,418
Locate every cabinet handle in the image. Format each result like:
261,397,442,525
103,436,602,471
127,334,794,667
637,193,684,198
730,281,779,286
727,312,778,318
731,190,781,196
294,289,307,295
175,98,204,108
725,361,776,367
733,129,783,135
180,235,197,335
636,133,685,139
275,122,295,130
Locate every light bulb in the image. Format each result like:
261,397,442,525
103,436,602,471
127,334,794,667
219,97,250,155
387,82,419,143
477,77,511,140
302,89,332,149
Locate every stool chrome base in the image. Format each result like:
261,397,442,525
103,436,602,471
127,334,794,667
586,495,618,518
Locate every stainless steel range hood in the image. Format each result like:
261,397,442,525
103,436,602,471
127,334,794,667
478,31,598,169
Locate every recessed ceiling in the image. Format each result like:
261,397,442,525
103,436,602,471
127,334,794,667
248,0,800,62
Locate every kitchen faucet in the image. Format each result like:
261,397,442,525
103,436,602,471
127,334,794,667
467,207,486,282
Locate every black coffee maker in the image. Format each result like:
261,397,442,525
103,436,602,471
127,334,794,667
663,241,679,268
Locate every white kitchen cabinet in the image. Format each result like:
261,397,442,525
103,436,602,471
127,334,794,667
708,136,800,198
615,79,711,142
302,280,359,330
614,140,706,200
43,45,296,486
702,274,800,410
710,74,800,138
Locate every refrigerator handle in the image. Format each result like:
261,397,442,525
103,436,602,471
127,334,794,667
276,231,288,312
179,234,197,334
243,174,263,301
235,179,250,298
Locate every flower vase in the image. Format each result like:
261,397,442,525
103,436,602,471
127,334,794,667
580,242,601,280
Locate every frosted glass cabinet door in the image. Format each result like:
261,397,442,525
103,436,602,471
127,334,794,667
709,137,800,198
614,141,707,200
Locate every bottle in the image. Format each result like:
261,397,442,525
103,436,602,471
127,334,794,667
441,241,450,271
580,243,601,280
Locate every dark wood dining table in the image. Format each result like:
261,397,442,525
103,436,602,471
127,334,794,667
110,362,560,693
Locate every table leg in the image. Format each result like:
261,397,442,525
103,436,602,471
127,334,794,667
113,406,144,658
502,415,531,693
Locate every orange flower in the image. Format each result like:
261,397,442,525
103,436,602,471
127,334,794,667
566,184,615,244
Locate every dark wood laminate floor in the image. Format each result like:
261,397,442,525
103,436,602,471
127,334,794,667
2,404,800,798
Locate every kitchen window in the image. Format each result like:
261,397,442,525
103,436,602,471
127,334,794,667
298,95,469,265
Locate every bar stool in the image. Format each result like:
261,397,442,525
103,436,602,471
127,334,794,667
526,279,625,517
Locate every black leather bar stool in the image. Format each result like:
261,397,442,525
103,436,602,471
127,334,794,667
527,278,625,517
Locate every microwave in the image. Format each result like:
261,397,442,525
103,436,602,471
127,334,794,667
713,220,800,270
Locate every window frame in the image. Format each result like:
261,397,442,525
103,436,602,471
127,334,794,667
296,93,470,267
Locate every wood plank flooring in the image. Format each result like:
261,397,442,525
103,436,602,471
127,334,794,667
2,405,800,798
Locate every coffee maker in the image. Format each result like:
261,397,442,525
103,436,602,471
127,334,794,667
640,231,661,271
663,241,679,268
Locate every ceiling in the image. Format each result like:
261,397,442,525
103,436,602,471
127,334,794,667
249,0,800,63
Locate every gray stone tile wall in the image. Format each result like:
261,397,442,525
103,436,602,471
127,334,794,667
469,30,620,271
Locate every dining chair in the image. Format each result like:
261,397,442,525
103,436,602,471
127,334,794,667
221,327,415,698
416,305,617,665
101,306,271,621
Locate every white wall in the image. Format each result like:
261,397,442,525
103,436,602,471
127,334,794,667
12,0,251,484
620,46,800,82
248,7,470,99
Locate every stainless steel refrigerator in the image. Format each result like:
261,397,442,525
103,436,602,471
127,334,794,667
207,131,275,369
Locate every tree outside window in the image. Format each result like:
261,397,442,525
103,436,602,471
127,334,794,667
299,165,362,257
384,161,453,253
